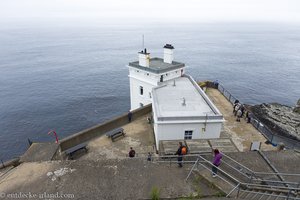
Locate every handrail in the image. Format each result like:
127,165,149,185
147,151,300,180
197,155,300,190
221,152,300,177
254,171,300,176
250,179,300,186
221,153,255,174
221,159,253,179
186,154,300,199
194,157,236,187
237,189,298,199
197,155,241,184
226,183,240,197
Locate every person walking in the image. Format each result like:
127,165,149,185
175,142,184,167
128,147,136,157
233,100,239,113
236,109,242,122
234,103,240,116
212,149,222,177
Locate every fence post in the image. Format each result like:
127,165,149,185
236,184,241,198
270,132,274,144
248,172,254,183
256,121,260,129
287,189,291,200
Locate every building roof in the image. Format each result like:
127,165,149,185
128,57,185,74
152,76,223,122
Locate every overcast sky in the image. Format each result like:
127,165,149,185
1,0,300,24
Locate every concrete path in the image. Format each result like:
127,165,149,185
78,113,156,161
0,158,221,199
206,88,276,151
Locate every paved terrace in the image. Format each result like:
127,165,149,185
205,87,276,151
80,113,156,160
80,114,239,160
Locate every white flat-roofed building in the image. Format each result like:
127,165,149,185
152,75,224,148
128,44,224,150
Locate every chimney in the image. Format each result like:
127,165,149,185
138,48,150,67
163,44,174,64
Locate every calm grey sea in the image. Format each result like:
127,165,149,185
0,22,299,161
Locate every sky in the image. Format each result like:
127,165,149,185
0,0,300,24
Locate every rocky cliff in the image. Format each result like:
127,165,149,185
250,100,300,141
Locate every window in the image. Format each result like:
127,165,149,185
140,86,143,95
160,75,163,82
149,92,152,99
184,130,193,140
140,103,144,107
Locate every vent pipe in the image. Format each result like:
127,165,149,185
182,98,186,106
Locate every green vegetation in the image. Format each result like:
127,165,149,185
150,186,160,200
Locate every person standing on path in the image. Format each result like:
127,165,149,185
212,149,222,177
175,142,184,167
129,147,136,157
236,109,242,122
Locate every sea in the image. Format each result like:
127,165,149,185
0,22,300,161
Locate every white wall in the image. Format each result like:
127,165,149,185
154,122,222,149
129,77,154,110
128,66,185,110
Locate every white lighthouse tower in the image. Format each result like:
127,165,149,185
128,44,224,150
128,44,185,110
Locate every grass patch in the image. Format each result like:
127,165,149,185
150,186,160,200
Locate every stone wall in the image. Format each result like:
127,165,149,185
59,104,152,152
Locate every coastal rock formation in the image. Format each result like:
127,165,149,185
250,102,300,141
293,99,300,114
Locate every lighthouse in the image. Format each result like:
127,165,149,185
128,44,185,110
128,44,224,149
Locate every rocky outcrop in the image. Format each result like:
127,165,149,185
293,99,300,114
250,102,300,141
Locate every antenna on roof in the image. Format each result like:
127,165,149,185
142,34,144,50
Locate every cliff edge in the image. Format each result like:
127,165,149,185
250,99,300,141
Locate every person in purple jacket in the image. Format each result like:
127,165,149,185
212,149,222,177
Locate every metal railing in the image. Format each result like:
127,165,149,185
185,154,300,199
150,152,300,187
220,152,300,188
216,83,300,150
